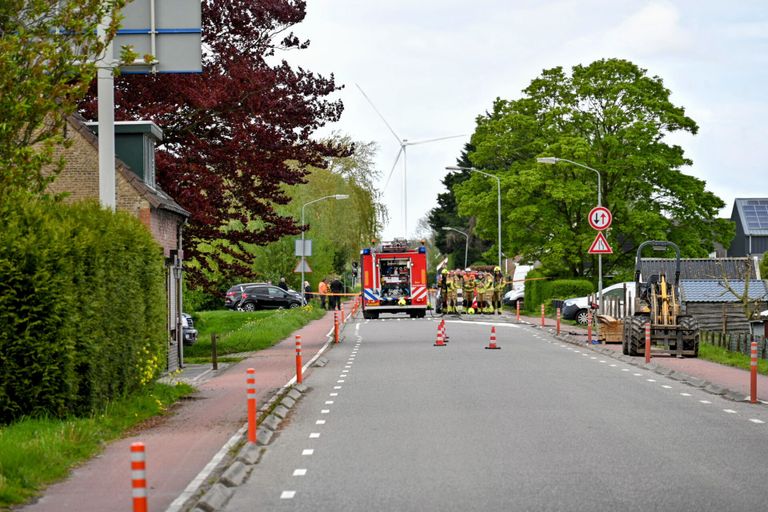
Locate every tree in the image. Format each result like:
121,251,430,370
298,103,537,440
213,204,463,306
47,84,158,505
457,58,734,279
79,0,345,291
428,143,492,268
0,0,124,196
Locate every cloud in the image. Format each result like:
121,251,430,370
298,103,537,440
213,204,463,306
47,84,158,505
603,1,693,56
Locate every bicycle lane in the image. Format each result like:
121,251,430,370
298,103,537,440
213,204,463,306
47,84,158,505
21,305,352,512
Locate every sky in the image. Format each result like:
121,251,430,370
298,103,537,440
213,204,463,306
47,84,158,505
286,0,768,241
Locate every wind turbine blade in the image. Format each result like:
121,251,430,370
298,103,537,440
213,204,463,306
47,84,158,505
355,83,403,145
382,147,404,190
405,134,467,146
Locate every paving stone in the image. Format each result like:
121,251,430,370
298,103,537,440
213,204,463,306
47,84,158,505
724,390,748,402
196,483,233,512
686,377,707,388
313,357,329,367
281,396,296,409
221,461,250,487
654,366,674,376
257,426,273,445
272,405,290,419
668,371,689,381
262,414,281,431
294,383,309,393
288,388,302,401
236,444,263,465
704,383,727,395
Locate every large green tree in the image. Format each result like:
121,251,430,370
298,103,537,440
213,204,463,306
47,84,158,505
0,0,124,197
456,58,734,279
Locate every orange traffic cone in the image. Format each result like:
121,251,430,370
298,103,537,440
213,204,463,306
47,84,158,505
434,324,446,347
485,326,501,350
441,319,449,342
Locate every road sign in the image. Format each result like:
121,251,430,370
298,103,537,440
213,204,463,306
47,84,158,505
588,206,612,231
294,259,312,273
588,232,613,254
295,239,312,257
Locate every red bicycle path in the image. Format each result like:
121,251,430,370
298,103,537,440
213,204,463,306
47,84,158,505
19,308,765,511
20,304,352,512
520,313,768,401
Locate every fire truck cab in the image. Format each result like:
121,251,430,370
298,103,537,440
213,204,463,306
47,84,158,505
360,239,429,319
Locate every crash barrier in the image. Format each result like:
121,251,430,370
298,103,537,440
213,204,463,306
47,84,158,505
751,341,758,404
644,323,651,364
131,442,148,512
295,336,303,384
247,368,257,443
486,326,500,350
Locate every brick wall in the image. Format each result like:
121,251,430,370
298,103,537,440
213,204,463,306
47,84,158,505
151,209,180,257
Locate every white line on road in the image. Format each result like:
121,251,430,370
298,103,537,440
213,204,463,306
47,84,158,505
749,419,765,424
334,386,342,390
646,379,657,382
336,380,345,383
661,385,672,389
700,400,712,404
309,433,320,439
330,393,338,397
316,420,326,425
293,469,307,476
723,409,737,414
680,393,692,397
281,491,296,499
302,449,314,455
325,401,334,404
321,409,330,414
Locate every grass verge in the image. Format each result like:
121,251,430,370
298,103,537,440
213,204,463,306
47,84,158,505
699,342,768,375
0,382,194,509
186,305,326,358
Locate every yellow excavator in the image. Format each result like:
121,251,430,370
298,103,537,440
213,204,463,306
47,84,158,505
622,241,699,357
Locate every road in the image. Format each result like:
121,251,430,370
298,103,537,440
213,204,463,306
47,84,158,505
223,316,768,512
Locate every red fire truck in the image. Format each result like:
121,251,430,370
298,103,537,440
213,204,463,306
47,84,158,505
360,239,429,319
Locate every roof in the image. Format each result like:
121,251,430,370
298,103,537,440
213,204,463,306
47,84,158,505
639,258,758,281
680,280,768,303
68,114,189,218
732,198,768,236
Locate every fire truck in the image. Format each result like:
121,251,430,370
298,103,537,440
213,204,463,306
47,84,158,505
360,239,429,319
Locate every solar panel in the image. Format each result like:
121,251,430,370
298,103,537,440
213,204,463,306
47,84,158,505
743,200,768,230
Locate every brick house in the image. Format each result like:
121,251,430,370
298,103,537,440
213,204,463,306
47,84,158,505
47,115,190,371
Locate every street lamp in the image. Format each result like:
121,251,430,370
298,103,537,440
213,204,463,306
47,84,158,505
301,194,349,301
536,157,604,319
445,165,502,269
441,226,469,268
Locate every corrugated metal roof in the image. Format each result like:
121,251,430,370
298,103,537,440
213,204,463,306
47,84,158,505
680,280,768,303
733,198,768,236
639,258,758,281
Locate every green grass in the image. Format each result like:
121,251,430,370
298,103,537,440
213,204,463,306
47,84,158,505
699,342,768,375
0,382,194,509
186,305,327,358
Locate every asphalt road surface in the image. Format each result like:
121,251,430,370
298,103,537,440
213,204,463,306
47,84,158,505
223,316,768,512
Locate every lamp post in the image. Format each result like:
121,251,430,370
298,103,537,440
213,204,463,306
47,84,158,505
445,166,502,269
441,226,469,268
536,157,604,319
300,194,349,301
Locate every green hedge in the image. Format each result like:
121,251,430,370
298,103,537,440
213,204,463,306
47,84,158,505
524,270,593,313
0,193,166,424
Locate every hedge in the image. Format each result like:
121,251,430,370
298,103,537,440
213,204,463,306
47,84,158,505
0,193,166,424
524,270,593,313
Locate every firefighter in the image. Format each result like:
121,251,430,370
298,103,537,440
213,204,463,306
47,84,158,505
483,271,495,313
475,271,487,314
464,271,476,314
439,268,449,314
449,270,462,313
492,266,505,314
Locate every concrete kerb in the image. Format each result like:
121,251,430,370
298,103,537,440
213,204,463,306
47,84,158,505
547,326,763,406
172,312,355,512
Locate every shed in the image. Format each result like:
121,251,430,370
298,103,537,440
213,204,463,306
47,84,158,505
728,198,768,257
680,280,768,333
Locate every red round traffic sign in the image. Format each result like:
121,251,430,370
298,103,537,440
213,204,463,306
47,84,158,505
588,206,612,230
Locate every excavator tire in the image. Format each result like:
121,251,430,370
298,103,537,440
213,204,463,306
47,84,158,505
678,315,700,357
628,315,648,356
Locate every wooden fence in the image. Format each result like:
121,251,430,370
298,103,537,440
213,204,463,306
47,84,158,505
701,330,768,360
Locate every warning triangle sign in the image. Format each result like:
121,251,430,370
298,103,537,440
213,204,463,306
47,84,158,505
588,231,613,254
294,258,312,273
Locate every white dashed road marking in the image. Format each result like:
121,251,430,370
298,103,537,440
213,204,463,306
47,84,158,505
723,409,737,414
316,420,326,425
749,419,765,424
293,469,307,476
281,491,296,499
302,449,314,456
309,433,320,439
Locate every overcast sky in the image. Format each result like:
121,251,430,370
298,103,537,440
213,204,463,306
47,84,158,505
287,0,768,241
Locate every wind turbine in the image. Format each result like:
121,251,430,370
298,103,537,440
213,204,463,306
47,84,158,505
356,84,465,236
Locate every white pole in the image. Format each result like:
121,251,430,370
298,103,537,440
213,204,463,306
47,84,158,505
97,17,116,210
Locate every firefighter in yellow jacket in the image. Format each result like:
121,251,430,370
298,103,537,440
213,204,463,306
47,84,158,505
492,266,505,314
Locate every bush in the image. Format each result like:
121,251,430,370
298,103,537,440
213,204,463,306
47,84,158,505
523,269,593,313
0,192,166,424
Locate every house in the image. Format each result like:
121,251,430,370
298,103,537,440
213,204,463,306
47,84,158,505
47,115,189,371
728,198,768,257
639,257,765,333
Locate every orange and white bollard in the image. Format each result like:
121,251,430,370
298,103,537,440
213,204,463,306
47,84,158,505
586,311,592,344
644,323,651,364
131,442,148,512
556,307,561,336
750,340,758,404
434,323,446,347
334,311,339,343
296,336,303,385
247,368,257,443
486,326,501,350
540,304,545,328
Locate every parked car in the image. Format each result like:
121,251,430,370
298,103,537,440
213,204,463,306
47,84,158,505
181,313,198,345
503,288,524,307
561,281,635,325
224,282,263,309
238,284,305,311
